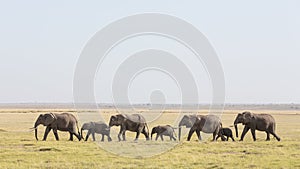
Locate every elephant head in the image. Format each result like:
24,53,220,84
178,115,198,141
109,114,125,127
234,111,253,137
34,113,56,140
151,126,159,140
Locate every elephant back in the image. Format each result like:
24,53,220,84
124,114,146,123
199,115,222,133
94,122,110,133
51,113,79,131
94,121,109,128
259,114,276,122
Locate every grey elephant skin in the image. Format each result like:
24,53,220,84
179,114,225,141
34,113,81,141
216,128,234,141
81,121,112,142
151,125,177,141
234,111,280,141
109,114,150,141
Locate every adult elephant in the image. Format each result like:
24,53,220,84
109,114,150,141
81,121,112,141
179,114,225,141
178,115,199,141
33,113,81,141
234,111,280,141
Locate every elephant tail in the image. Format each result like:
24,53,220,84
80,127,84,139
76,120,81,140
145,123,150,139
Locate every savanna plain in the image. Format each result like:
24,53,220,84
0,107,299,169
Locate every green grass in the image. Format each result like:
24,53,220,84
0,110,299,168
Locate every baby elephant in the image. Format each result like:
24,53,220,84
151,125,177,141
81,121,112,142
216,128,235,141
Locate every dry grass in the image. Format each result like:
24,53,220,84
0,109,299,168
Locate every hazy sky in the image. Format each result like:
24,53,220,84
0,1,299,104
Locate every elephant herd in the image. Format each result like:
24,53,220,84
33,111,280,142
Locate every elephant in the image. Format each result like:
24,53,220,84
109,114,150,141
151,125,177,141
216,128,235,141
33,113,81,141
178,114,225,141
81,121,112,142
178,115,200,141
234,111,281,141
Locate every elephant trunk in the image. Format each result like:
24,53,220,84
178,126,182,141
151,130,154,140
35,128,38,141
34,121,39,140
234,123,238,138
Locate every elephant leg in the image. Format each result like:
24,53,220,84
212,127,221,141
118,129,123,141
92,132,96,141
212,131,217,141
122,130,126,141
160,135,164,141
226,136,229,141
85,130,91,141
141,128,149,140
43,126,51,141
101,134,104,142
196,130,202,141
266,132,270,141
69,132,74,141
74,133,81,141
231,135,235,141
52,129,59,141
172,135,176,141
70,132,81,141
240,126,250,141
107,134,112,142
135,131,141,141
187,128,195,141
250,128,256,141
216,135,220,140
155,134,159,141
117,134,121,141
270,131,281,141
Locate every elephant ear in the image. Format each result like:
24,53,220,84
249,112,254,119
116,114,126,123
244,112,254,121
90,122,95,127
188,115,198,126
110,115,116,121
44,113,56,126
